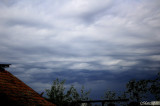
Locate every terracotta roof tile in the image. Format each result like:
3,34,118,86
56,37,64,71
0,70,55,106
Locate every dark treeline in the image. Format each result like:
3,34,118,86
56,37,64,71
44,72,160,106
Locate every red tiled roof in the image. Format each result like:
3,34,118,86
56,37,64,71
0,70,55,106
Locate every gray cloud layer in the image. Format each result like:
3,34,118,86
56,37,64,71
0,0,160,98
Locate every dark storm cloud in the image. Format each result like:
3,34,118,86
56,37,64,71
1,0,160,98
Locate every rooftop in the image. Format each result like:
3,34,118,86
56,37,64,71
0,68,55,106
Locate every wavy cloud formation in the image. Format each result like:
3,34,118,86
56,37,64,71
0,0,160,98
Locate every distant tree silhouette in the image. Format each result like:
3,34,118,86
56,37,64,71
45,78,91,106
126,79,148,102
148,72,160,100
103,90,116,100
45,72,160,106
102,72,160,105
126,72,160,102
102,90,128,106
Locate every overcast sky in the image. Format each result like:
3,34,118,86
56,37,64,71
0,0,160,99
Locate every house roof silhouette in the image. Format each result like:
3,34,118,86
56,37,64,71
0,69,55,106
